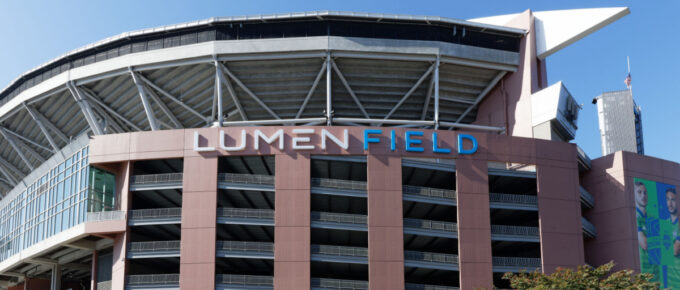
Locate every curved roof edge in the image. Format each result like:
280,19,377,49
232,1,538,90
0,10,526,97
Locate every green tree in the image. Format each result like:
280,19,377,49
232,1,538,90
502,262,659,289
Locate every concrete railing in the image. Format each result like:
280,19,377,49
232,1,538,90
312,178,367,191
128,208,181,220
404,219,457,233
403,185,456,199
87,211,125,222
311,211,367,225
489,193,537,205
218,173,274,185
580,186,595,208
490,225,539,237
128,241,180,253
312,245,368,258
217,207,274,219
404,251,458,265
492,256,541,268
130,173,183,185
582,217,597,238
216,241,274,253
126,274,180,286
216,274,273,287
311,278,368,289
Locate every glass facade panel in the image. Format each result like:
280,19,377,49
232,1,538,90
0,145,114,262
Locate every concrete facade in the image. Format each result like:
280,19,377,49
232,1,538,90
84,126,586,289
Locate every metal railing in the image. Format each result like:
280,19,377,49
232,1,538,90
311,245,368,258
405,283,459,290
217,207,274,219
405,250,458,265
403,185,456,200
580,186,595,208
126,274,180,285
492,257,542,268
489,193,537,205
97,281,112,290
216,274,273,286
128,241,180,253
311,211,367,225
128,208,181,220
491,225,539,237
216,241,274,253
577,145,592,169
130,173,183,185
311,278,368,289
87,211,125,222
218,173,274,185
311,178,367,191
582,217,597,238
404,218,457,233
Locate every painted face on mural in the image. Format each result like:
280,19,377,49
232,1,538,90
635,182,647,209
667,189,677,216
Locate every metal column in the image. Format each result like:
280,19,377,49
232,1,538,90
325,52,332,125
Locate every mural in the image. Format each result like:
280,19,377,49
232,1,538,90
635,178,679,288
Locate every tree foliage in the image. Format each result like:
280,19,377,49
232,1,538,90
502,262,659,289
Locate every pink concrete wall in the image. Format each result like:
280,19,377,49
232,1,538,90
274,153,311,290
180,156,218,289
584,151,680,272
535,140,584,272
367,155,404,290
456,158,493,289
474,9,547,138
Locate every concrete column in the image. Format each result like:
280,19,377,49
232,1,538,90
367,155,404,290
456,159,493,289
91,250,98,290
180,156,218,289
274,153,311,290
536,163,584,272
50,264,61,290
111,161,131,290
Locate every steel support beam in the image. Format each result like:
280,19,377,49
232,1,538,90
137,74,209,123
24,105,69,144
218,62,280,120
130,69,159,131
214,61,224,126
3,127,53,154
141,79,183,129
0,155,25,176
67,82,104,135
326,53,333,125
420,78,435,120
297,59,327,119
222,117,326,126
434,55,440,129
216,63,247,121
455,71,507,123
384,63,435,120
23,103,60,152
0,163,17,186
79,88,143,132
330,59,370,119
0,127,35,170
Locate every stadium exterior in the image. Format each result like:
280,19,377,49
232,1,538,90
0,7,671,290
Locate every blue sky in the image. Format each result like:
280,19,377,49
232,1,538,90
0,0,676,161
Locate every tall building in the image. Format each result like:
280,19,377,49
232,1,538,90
595,89,645,155
1,7,678,290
